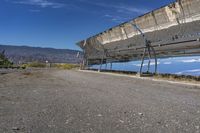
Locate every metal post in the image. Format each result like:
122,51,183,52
86,58,89,69
82,40,87,70
110,62,113,70
140,48,147,75
151,46,158,74
81,59,84,70
99,50,105,72
147,46,152,73
105,61,107,70
81,52,86,70
132,23,157,76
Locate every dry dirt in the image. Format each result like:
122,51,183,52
0,68,200,133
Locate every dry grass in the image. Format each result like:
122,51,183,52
22,72,33,76
52,64,79,70
86,69,200,83
25,62,46,68
21,62,79,70
154,74,200,83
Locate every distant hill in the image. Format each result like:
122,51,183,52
0,45,83,64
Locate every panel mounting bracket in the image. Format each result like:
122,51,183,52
131,23,158,76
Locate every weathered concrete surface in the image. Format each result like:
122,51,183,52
0,69,200,133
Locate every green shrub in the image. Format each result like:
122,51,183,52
0,58,13,68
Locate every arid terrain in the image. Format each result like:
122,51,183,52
0,68,200,133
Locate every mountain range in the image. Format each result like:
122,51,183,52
0,45,83,64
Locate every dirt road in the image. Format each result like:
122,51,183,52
0,69,200,133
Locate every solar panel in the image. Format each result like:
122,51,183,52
77,0,200,75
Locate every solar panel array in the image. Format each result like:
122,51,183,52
77,0,200,66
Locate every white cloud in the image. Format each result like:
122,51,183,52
79,0,149,23
163,62,172,65
93,2,148,14
11,0,65,8
103,14,131,23
98,3,149,23
176,69,200,75
180,59,200,63
132,61,160,67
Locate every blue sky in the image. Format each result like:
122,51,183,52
0,0,175,50
92,56,200,76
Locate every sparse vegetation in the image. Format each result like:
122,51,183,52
22,62,46,68
22,72,33,76
154,73,200,82
21,62,79,70
86,69,200,83
0,50,13,68
52,63,79,70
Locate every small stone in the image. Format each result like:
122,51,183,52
65,117,73,124
195,126,199,130
157,121,161,125
138,113,143,116
12,127,20,130
86,123,91,126
48,124,54,128
119,120,124,123
97,114,102,117
65,120,70,124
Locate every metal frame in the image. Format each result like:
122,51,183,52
81,25,199,75
98,37,110,72
110,62,113,70
81,39,110,72
97,24,158,75
131,24,158,76
77,0,200,76
82,40,88,70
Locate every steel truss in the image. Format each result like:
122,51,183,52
82,24,158,76
131,24,157,76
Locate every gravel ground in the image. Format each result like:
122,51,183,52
0,68,200,133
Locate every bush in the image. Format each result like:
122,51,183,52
20,62,79,70
0,58,13,68
53,64,79,70
25,62,46,68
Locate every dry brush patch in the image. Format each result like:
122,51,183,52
85,69,200,84
21,62,79,70
52,64,79,70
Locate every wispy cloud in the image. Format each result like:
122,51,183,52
163,62,172,65
176,69,200,75
180,59,200,63
91,2,148,14
103,14,131,23
29,9,40,12
9,0,65,8
98,3,149,23
79,0,149,23
132,62,160,67
6,0,149,23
